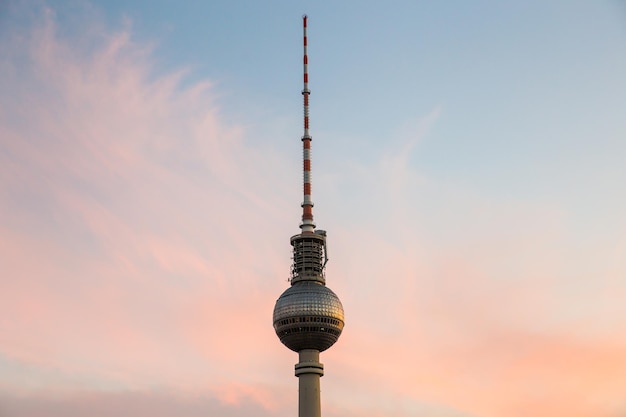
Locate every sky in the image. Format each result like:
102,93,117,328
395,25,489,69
1,1,626,416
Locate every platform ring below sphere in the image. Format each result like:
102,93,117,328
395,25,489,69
273,281,344,352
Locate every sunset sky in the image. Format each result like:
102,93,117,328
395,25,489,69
1,1,626,416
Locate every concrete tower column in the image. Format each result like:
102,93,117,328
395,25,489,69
295,349,324,417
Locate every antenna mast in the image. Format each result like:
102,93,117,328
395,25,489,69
301,14,315,233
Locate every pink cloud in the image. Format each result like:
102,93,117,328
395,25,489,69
316,122,626,416
0,390,281,417
0,2,289,392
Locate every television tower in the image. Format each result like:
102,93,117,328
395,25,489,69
272,15,345,417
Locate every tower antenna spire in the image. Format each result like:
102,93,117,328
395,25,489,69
301,14,315,233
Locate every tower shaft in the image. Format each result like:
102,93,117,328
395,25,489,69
295,349,323,417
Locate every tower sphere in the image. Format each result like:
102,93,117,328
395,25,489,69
273,281,344,352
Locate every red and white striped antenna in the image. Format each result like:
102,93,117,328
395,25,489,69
300,14,315,233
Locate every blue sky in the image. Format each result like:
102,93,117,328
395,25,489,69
1,1,626,417
85,0,626,206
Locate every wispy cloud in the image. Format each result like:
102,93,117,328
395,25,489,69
0,3,289,399
318,106,626,416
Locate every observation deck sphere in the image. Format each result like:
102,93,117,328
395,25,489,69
273,281,344,352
